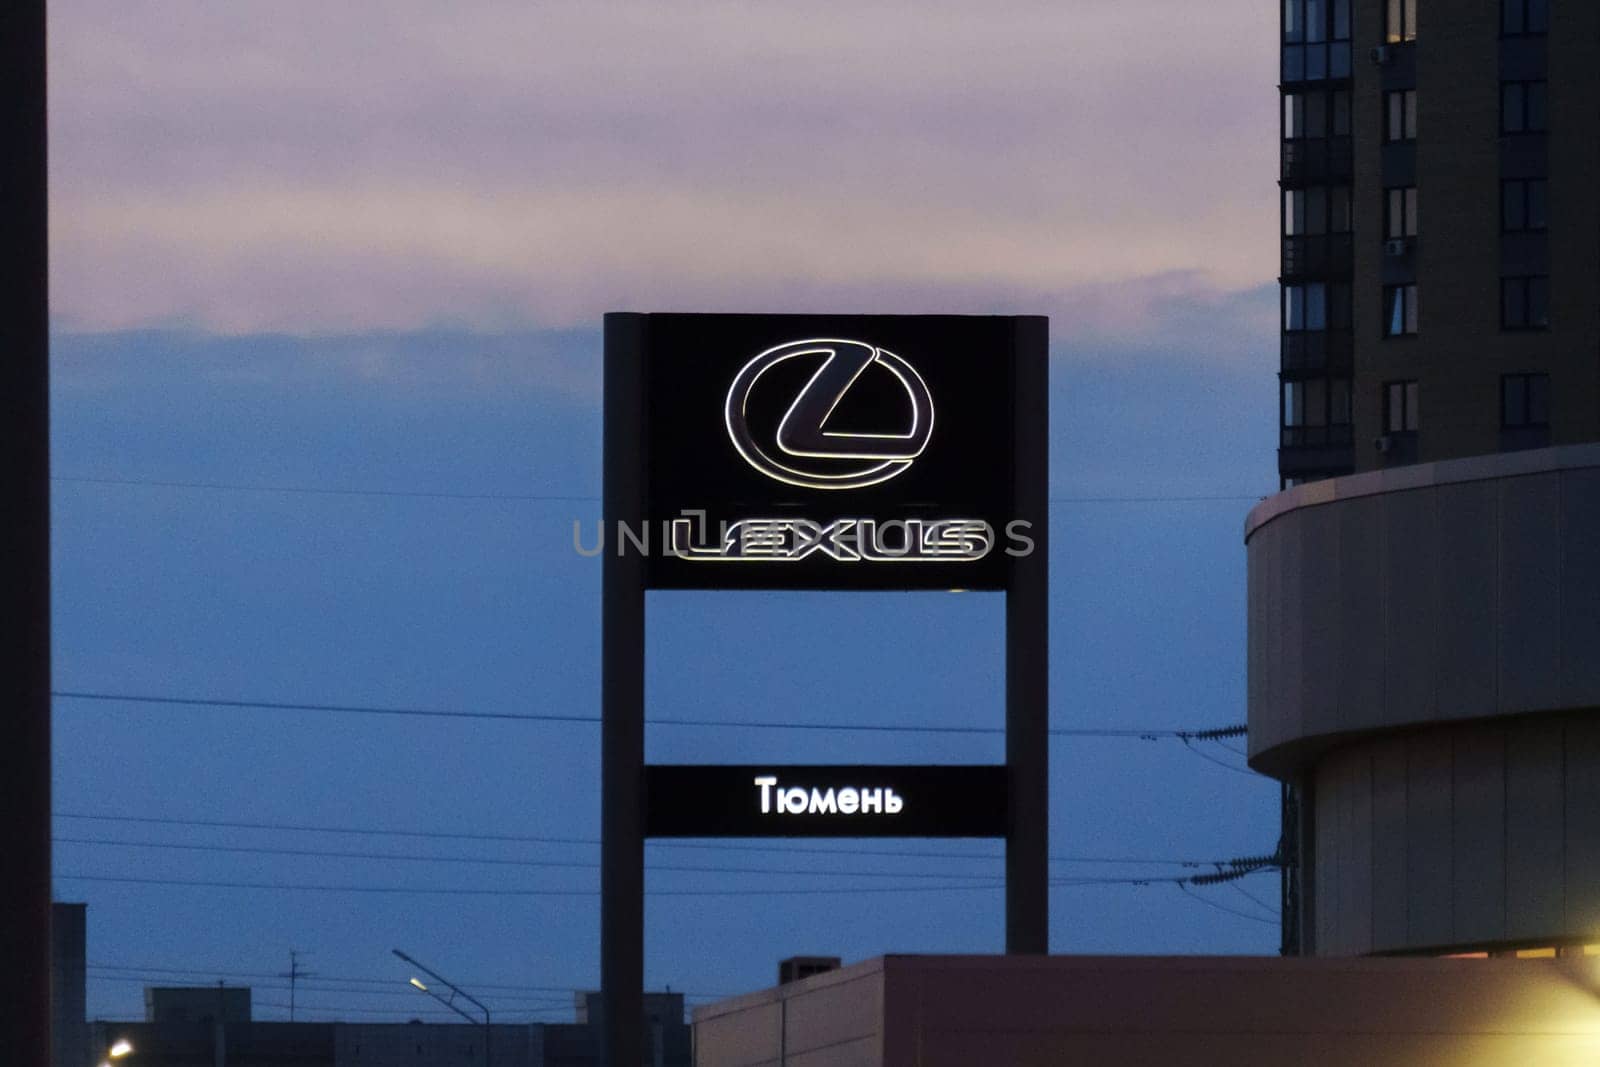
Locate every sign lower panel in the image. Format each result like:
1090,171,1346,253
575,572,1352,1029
643,764,1008,837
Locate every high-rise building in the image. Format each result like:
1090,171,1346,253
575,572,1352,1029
1277,0,1600,488
1255,1,1600,961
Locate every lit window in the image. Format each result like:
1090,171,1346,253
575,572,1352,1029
1386,0,1418,42
1515,947,1557,959
1385,380,1419,433
1384,284,1418,335
1501,81,1548,134
1501,276,1549,330
1385,186,1418,238
1503,0,1548,35
1386,90,1417,142
1502,178,1547,232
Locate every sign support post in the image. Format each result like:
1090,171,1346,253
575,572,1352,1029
601,317,646,1067
1006,316,1050,954
0,5,53,1066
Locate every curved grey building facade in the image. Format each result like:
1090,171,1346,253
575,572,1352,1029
1247,444,1600,955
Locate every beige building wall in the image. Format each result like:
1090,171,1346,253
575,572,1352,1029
1247,444,1600,955
693,955,1600,1067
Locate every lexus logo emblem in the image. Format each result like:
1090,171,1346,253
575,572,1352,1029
724,339,935,490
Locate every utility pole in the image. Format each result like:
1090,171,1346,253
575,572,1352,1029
280,951,315,1022
0,3,52,1066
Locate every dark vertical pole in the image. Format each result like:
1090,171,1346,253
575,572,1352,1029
1,3,52,1066
601,314,646,1067
1006,317,1049,954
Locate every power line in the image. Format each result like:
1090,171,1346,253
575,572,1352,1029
87,961,733,999
53,474,1265,507
85,974,574,1006
51,812,1231,868
51,475,597,504
53,689,1242,741
58,872,1005,897
1175,881,1278,926
52,836,1021,882
57,865,1280,899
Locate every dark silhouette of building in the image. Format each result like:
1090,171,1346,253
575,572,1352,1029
1277,0,1600,487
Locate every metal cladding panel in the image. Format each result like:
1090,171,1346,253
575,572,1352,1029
1298,508,1340,740
1337,750,1374,955
1505,724,1566,942
1497,472,1563,714
1381,486,1439,724
624,313,1041,592
1559,467,1600,701
1333,496,1385,736
1432,479,1500,722
1315,767,1340,954
1450,728,1507,944
1369,738,1409,950
1278,516,1306,745
1405,738,1455,948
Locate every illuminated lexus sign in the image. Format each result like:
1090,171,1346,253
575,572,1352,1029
725,339,935,490
633,313,1034,591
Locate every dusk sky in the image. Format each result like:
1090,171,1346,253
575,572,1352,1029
48,1,1285,1023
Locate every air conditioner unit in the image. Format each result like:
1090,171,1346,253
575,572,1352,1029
1371,45,1391,65
1384,238,1409,257
1375,435,1393,454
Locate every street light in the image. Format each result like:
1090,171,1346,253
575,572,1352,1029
393,948,492,1067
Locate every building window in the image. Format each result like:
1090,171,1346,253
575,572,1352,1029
1385,186,1418,238
1502,373,1550,428
1384,284,1418,335
1386,89,1417,142
1285,283,1328,331
1332,90,1351,135
1501,275,1549,329
1284,379,1327,429
1285,186,1350,236
1284,0,1352,80
1385,380,1419,432
1284,92,1328,140
1285,188,1326,236
1329,282,1352,329
1502,179,1547,232
1503,0,1548,35
1282,378,1351,444
1501,81,1548,133
1386,0,1418,42
1330,185,1352,233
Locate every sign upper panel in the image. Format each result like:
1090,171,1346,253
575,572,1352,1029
628,313,1036,591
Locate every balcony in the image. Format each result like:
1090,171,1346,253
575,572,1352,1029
1280,330,1353,375
1278,438,1355,480
1282,234,1353,279
1282,137,1353,184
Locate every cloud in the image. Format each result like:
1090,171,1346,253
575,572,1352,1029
50,0,1277,336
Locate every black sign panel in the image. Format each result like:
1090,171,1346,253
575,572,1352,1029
620,313,1042,591
643,764,1008,838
